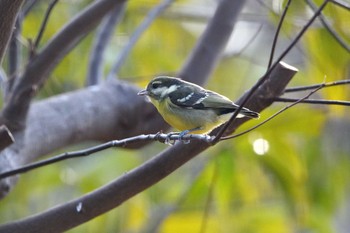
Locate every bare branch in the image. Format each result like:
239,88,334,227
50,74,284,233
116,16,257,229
306,0,350,53
0,79,169,198
107,0,174,79
22,0,39,16
179,1,245,84
8,16,22,83
267,0,292,69
212,0,331,143
331,0,350,10
222,85,324,140
1,0,127,131
274,97,350,106
0,133,211,179
0,0,25,64
86,2,126,86
284,79,350,92
31,0,60,56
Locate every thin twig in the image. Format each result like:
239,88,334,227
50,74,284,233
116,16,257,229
199,162,217,233
107,0,174,79
221,85,324,140
284,79,350,92
22,0,39,16
86,2,126,86
305,0,350,53
233,23,263,57
31,0,60,56
274,97,350,106
8,16,22,82
267,0,292,69
0,133,212,179
211,0,330,144
331,0,350,10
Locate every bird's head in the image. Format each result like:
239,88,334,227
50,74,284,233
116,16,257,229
138,76,181,101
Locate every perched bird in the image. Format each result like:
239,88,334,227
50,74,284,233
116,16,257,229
138,76,259,135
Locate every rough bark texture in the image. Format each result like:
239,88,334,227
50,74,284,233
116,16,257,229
0,0,24,64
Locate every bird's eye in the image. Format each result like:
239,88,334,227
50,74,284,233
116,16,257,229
151,82,160,89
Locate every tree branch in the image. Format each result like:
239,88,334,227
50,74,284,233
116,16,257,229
0,79,168,198
1,0,127,132
305,0,350,53
86,2,126,86
0,0,24,64
267,0,292,69
179,0,245,84
222,84,324,140
212,0,330,143
274,97,350,106
107,0,174,80
284,79,350,92
0,133,211,179
31,0,60,56
331,0,350,10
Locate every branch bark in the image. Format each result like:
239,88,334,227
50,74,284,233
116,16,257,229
87,2,126,85
1,0,127,132
0,0,24,64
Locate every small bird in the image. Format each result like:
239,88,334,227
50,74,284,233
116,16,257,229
138,76,259,135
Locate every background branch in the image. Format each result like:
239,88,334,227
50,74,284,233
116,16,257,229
267,0,292,69
305,0,350,53
274,97,350,106
107,0,174,80
284,79,350,92
86,2,126,86
0,0,24,64
212,0,330,142
0,133,211,179
31,0,60,56
1,0,127,132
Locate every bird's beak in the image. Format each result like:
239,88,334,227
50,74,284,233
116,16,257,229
138,89,149,96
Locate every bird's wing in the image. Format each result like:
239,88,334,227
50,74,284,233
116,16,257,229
168,87,259,118
197,91,237,109
168,86,236,110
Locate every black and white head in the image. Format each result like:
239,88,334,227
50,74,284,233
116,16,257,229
138,76,184,100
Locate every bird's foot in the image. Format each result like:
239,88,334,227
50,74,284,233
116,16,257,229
164,131,191,145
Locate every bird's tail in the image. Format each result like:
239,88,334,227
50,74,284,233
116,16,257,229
241,108,260,119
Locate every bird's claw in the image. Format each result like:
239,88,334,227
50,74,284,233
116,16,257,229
164,130,191,145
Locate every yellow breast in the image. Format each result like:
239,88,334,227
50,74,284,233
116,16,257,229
150,97,227,134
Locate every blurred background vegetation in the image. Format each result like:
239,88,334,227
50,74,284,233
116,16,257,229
0,0,349,232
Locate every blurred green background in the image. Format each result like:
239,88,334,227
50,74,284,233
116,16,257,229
0,0,349,232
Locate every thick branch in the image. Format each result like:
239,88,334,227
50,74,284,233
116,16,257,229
179,0,245,84
0,0,24,64
1,0,127,132
0,80,167,198
0,125,14,152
